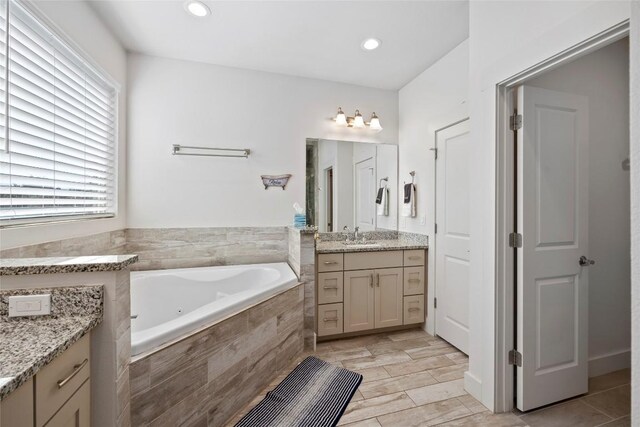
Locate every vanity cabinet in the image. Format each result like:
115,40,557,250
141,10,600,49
0,333,91,427
317,250,426,338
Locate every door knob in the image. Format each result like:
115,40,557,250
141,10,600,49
579,256,595,266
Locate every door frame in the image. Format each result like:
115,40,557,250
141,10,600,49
433,117,470,345
494,20,630,413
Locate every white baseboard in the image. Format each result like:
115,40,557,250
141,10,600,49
464,370,482,400
589,348,631,377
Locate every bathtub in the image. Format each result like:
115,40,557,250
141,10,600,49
130,262,298,356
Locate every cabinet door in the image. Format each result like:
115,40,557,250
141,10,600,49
44,379,90,427
1,377,34,427
374,268,404,328
344,270,375,333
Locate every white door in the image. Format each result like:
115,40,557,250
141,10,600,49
435,119,470,354
355,157,375,231
516,85,589,411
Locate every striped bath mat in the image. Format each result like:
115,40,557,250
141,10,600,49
235,356,363,427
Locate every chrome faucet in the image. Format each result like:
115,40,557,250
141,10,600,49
343,226,351,241
354,226,360,241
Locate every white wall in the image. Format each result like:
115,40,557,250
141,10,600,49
376,144,399,231
0,0,127,250
528,38,630,374
398,40,469,334
126,54,398,228
467,0,631,410
630,1,639,420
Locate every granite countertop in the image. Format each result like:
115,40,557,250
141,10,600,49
316,232,429,254
0,285,103,400
0,254,138,276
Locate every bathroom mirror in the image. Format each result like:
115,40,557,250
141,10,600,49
305,138,398,232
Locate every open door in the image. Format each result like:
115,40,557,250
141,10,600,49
516,85,590,411
435,119,470,354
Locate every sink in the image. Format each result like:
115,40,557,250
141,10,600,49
342,241,381,248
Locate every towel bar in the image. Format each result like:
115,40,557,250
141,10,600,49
172,144,250,158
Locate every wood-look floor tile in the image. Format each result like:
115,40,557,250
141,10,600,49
352,390,365,402
588,369,630,394
428,363,468,383
519,399,611,427
405,379,466,406
330,334,394,351
445,352,469,365
384,355,455,377
338,392,415,425
367,338,437,355
386,329,430,342
359,371,438,399
597,415,631,426
438,412,528,426
457,394,487,414
317,347,372,362
342,418,382,427
358,366,392,383
406,343,457,360
582,384,630,419
377,397,471,426
342,351,413,370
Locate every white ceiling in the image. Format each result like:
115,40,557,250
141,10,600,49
90,1,469,90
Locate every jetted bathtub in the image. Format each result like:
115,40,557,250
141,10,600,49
130,262,298,356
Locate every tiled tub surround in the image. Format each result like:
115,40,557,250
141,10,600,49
129,283,304,427
0,229,127,258
0,262,136,427
125,227,289,271
0,285,103,399
287,227,316,349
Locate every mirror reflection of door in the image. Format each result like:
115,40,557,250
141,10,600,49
326,167,334,232
355,157,376,231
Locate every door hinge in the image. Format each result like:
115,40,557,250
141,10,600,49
430,147,438,160
434,297,437,309
510,113,522,131
508,232,522,248
435,223,438,234
508,349,522,367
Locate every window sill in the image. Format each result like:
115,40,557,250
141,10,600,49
0,214,117,230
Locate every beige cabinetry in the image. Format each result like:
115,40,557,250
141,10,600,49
317,250,426,338
0,333,91,427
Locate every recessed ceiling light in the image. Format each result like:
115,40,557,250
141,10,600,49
185,1,210,17
361,38,381,51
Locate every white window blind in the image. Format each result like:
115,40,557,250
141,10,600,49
0,0,117,225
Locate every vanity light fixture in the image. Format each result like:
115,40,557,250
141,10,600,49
333,107,383,131
185,0,211,17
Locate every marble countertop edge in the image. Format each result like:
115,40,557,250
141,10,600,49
0,254,138,276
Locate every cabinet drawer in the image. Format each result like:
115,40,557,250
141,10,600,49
404,266,425,296
318,303,343,336
44,379,90,427
36,333,90,427
317,253,344,272
318,272,343,304
404,250,425,266
404,295,425,325
344,251,403,270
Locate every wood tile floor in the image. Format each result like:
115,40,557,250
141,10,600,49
228,329,631,426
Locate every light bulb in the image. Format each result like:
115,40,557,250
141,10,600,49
353,110,365,128
369,112,382,131
185,1,210,17
335,107,348,127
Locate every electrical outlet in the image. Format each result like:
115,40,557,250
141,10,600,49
8,294,51,317
420,216,426,225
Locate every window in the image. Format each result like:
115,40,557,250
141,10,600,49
0,0,117,225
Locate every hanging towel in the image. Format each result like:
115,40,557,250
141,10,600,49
377,187,389,216
401,183,416,218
